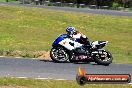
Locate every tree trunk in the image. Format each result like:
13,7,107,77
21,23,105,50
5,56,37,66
77,0,80,8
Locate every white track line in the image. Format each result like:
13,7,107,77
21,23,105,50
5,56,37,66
35,78,67,80
0,56,50,60
6,76,132,84
10,76,132,83
35,78,52,80
17,77,28,79
10,76,67,80
55,79,67,80
11,77,28,79
0,56,5,57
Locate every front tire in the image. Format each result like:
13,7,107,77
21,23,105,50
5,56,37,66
50,47,69,63
94,51,113,66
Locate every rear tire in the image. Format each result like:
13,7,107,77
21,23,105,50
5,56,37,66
94,51,113,66
50,47,69,63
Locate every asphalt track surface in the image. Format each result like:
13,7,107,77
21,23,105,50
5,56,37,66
0,2,132,16
0,57,132,82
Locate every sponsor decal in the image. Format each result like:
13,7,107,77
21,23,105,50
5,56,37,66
76,66,131,85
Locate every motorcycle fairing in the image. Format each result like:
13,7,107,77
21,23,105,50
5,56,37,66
52,34,68,46
52,34,83,50
91,41,108,49
59,38,83,50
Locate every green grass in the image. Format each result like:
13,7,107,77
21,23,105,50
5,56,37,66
0,78,131,88
0,0,6,1
0,5,132,63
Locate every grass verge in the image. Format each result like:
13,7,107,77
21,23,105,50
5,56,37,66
0,77,132,88
0,4,132,63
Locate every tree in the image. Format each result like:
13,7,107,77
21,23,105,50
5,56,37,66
77,0,81,8
50,0,132,8
122,0,132,7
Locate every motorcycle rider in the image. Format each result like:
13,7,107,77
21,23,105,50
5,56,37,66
66,26,90,46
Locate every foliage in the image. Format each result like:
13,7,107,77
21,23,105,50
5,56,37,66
112,2,120,8
50,0,132,8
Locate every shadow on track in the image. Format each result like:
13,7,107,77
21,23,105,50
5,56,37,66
39,59,70,63
39,59,100,65
73,62,99,65
39,59,52,62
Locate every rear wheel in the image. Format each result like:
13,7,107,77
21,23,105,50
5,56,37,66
50,47,69,63
94,51,113,66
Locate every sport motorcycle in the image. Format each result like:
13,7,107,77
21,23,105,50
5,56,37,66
50,34,113,66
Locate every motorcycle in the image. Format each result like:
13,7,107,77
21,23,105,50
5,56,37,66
50,34,113,66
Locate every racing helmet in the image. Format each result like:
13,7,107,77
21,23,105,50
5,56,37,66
66,26,76,35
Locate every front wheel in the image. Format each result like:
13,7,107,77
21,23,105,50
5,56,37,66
50,47,69,63
94,51,113,66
